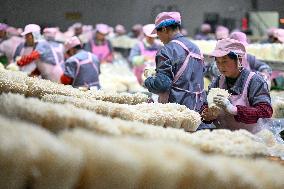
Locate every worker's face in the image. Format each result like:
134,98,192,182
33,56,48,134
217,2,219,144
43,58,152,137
25,33,35,46
216,55,240,78
74,27,82,36
132,29,141,38
65,48,76,59
271,37,281,43
0,30,6,38
145,36,155,44
157,27,170,44
95,32,106,41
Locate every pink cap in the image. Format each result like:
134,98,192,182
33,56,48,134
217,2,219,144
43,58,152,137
96,24,109,35
152,12,181,34
201,24,211,32
143,24,157,38
210,38,246,58
115,24,126,34
21,24,41,36
267,27,277,36
64,36,81,52
274,29,284,43
230,31,248,46
43,27,58,39
215,26,229,40
0,23,8,31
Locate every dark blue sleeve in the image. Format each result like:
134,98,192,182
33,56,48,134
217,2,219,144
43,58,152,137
92,54,101,74
64,58,78,79
144,46,174,94
247,74,271,106
247,54,271,73
13,43,24,60
144,72,172,94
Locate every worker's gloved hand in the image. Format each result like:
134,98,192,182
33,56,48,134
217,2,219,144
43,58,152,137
17,56,28,66
213,94,237,115
201,107,219,122
17,51,40,66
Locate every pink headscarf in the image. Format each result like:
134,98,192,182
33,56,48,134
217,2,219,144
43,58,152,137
210,38,246,58
273,29,284,43
64,36,81,52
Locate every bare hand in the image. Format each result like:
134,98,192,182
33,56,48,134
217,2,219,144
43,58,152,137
201,107,219,121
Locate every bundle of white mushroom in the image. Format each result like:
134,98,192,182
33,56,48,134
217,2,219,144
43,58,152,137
207,88,230,116
42,94,201,131
0,69,148,105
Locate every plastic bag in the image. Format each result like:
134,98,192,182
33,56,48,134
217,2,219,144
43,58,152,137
257,118,284,143
257,118,284,159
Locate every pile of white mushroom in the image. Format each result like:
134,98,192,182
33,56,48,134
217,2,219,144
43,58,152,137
1,116,284,189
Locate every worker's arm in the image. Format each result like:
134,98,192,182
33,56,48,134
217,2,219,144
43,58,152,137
247,54,272,74
60,74,73,85
60,58,77,85
235,73,273,123
234,102,273,124
17,50,40,66
92,54,101,74
214,74,273,124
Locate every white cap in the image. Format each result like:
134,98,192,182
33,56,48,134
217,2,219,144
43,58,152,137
96,24,109,35
21,24,41,36
143,24,157,38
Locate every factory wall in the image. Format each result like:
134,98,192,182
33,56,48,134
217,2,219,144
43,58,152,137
1,0,282,36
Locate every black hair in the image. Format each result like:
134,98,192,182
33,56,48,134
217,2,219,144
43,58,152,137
74,45,82,50
227,51,238,60
66,45,82,55
156,23,181,32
